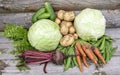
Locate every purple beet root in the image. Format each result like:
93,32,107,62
19,50,66,73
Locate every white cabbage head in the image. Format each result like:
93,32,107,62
74,8,106,41
28,19,62,51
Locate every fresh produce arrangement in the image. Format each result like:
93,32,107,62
3,2,117,74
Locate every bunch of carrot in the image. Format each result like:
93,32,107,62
91,35,118,63
75,42,106,72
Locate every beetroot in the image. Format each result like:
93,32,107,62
19,50,66,73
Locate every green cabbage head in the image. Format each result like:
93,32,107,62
28,19,62,51
74,8,106,41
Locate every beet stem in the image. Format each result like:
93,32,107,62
43,62,48,73
23,50,52,57
25,55,49,59
27,59,52,64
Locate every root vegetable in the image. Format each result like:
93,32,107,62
60,34,74,46
92,47,106,64
19,50,66,73
75,42,86,57
60,24,68,35
75,47,83,72
81,44,98,64
89,49,98,62
52,50,65,65
82,46,97,64
73,33,78,40
61,21,72,28
69,26,75,34
57,10,66,20
64,11,75,21
82,56,89,68
55,18,61,25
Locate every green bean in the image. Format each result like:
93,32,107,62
105,41,111,62
71,42,75,47
100,37,105,50
102,53,105,60
64,47,73,71
70,58,74,68
109,47,118,58
37,13,50,20
72,57,76,67
57,47,63,51
65,47,69,55
64,59,67,66
100,46,105,53
93,38,103,47
57,45,64,49
68,47,72,53
70,48,75,68
44,2,56,21
108,40,112,50
64,57,72,71
60,47,66,53
104,35,112,40
73,57,78,66
105,48,110,63
32,7,46,23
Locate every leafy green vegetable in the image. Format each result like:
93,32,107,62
4,24,34,71
74,8,106,41
16,57,30,71
28,19,62,52
4,24,34,54
4,24,28,40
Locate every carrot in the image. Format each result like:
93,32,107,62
82,56,89,68
75,46,83,72
82,45,98,62
92,47,106,64
90,49,98,62
76,42,86,57
82,45,97,64
83,48,97,64
80,44,89,67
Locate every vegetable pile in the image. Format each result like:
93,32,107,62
3,2,117,74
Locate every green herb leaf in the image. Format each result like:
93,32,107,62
4,24,34,71
4,24,28,40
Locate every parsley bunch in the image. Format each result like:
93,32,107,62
4,24,34,71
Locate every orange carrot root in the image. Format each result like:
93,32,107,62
90,49,98,62
82,45,97,64
93,47,106,64
76,42,86,57
82,56,89,68
75,46,83,72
